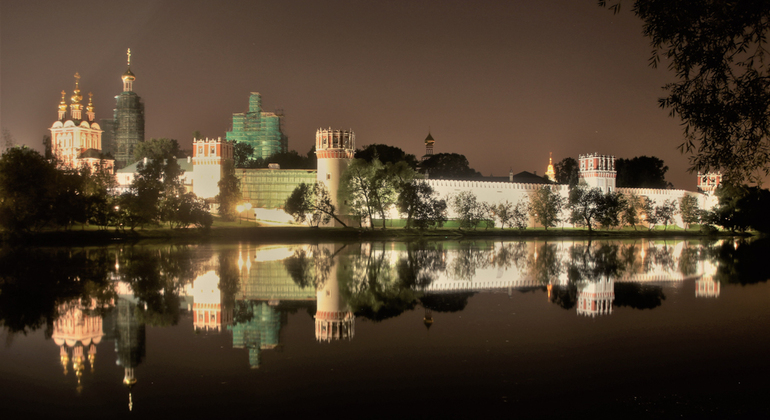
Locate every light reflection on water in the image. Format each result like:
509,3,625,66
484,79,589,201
0,238,768,418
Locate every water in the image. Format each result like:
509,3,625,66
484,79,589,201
0,238,768,419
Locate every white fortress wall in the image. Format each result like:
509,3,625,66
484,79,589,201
426,179,571,221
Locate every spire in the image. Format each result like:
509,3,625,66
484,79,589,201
545,152,556,182
86,92,95,122
58,90,68,120
122,48,136,92
70,72,83,120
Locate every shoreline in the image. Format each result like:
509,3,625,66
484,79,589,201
2,225,750,247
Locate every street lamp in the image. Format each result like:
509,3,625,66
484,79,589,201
236,203,252,224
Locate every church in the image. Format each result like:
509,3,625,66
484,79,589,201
49,73,113,172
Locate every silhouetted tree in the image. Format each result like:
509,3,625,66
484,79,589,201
615,156,671,188
419,153,481,179
600,1,770,183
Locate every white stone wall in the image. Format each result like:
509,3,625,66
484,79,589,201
427,179,714,229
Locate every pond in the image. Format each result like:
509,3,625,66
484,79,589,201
1,238,768,419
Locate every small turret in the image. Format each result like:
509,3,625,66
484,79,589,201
122,48,135,92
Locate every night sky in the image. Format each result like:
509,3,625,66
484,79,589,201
2,1,699,188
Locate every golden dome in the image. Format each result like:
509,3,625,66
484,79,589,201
70,72,82,104
86,92,94,113
58,90,67,112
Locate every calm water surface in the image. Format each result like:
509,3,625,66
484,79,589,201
1,238,768,419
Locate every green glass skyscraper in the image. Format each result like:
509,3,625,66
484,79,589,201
226,92,287,160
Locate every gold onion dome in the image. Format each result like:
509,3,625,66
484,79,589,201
71,72,82,104
58,90,68,112
86,93,94,113
122,67,135,81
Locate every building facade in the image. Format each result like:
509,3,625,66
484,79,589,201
49,73,112,171
226,92,288,160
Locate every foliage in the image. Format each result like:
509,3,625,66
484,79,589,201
450,191,484,230
530,186,564,230
419,153,481,179
495,201,515,229
568,186,603,232
711,183,770,232
233,141,254,168
0,147,60,235
554,157,579,186
679,195,700,230
340,159,415,228
600,1,770,183
622,192,642,230
479,202,495,230
655,199,679,230
615,156,671,188
133,138,181,164
397,180,447,229
356,144,418,169
285,182,346,227
129,138,209,229
239,149,316,169
642,198,659,230
216,160,241,222
598,191,627,230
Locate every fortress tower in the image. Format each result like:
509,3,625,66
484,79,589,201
192,137,234,200
315,128,355,225
315,256,355,342
577,278,614,317
421,131,435,161
578,153,616,192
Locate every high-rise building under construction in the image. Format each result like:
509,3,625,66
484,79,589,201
226,92,287,160
102,49,145,169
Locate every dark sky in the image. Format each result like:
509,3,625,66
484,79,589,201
1,0,700,188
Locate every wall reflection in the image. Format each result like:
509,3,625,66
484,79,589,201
0,238,767,406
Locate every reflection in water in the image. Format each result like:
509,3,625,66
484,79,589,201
1,237,769,409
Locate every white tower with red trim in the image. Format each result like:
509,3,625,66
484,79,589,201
192,137,233,199
315,128,355,224
578,153,616,192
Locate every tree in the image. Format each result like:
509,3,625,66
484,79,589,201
340,158,379,227
642,198,659,230
495,201,515,229
419,153,481,179
340,159,415,229
656,199,679,230
217,160,241,221
679,195,700,230
285,182,347,227
530,186,564,230
0,147,59,235
597,191,627,230
397,180,447,229
568,186,603,232
130,138,188,228
554,157,579,186
615,156,671,188
622,192,642,230
450,191,483,229
42,135,53,159
356,144,418,169
133,138,181,164
600,1,770,183
233,141,254,168
511,199,529,229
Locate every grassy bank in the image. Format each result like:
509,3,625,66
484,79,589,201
1,219,749,247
